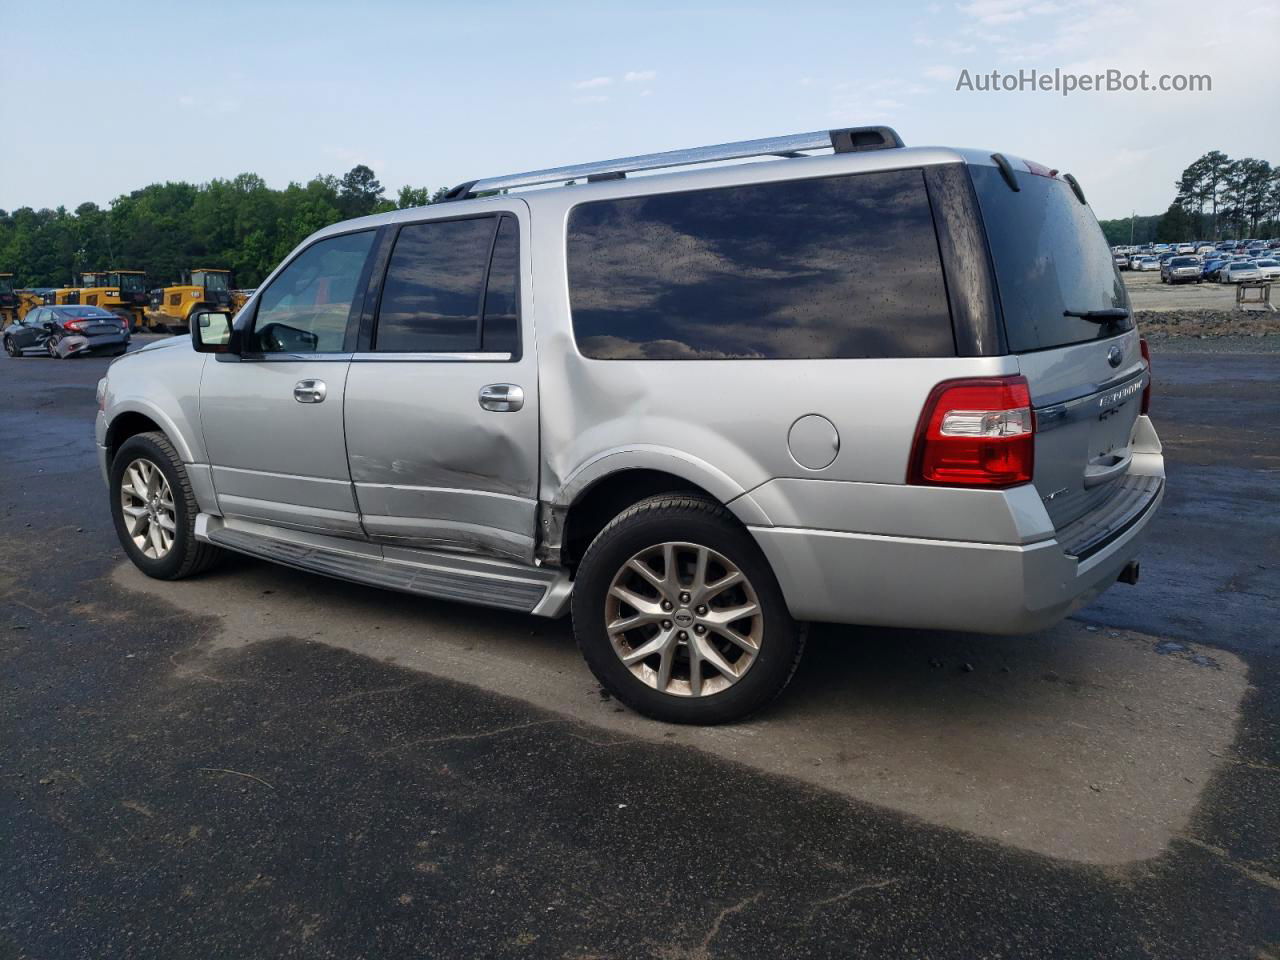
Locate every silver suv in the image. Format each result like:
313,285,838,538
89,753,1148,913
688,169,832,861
96,126,1163,724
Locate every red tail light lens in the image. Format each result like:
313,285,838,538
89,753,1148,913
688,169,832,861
1139,337,1151,415
909,376,1035,488
64,320,87,332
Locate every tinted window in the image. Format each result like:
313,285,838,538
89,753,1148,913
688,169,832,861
567,169,954,360
482,215,520,355
375,217,494,352
971,165,1130,353
251,231,374,353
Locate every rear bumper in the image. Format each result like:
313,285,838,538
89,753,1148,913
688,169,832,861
61,334,129,356
748,419,1164,635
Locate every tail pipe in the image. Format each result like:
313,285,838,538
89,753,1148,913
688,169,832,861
1117,561,1141,586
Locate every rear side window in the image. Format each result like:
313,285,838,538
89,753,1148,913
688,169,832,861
374,214,521,356
970,165,1130,353
482,216,520,355
566,169,954,360
375,218,494,352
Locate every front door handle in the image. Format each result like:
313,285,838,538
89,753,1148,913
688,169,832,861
294,379,327,403
478,383,524,412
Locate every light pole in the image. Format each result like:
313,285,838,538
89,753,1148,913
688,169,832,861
1129,210,1135,246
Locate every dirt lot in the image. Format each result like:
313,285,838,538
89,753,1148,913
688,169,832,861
1121,271,1280,343
1124,269,1273,312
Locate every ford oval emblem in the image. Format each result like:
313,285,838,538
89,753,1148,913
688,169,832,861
1107,345,1123,368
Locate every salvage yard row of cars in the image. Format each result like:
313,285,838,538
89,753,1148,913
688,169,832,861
1113,239,1280,284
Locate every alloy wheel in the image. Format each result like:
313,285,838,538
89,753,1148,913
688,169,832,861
604,541,763,698
119,458,177,559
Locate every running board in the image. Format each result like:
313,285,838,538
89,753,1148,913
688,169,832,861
195,514,572,617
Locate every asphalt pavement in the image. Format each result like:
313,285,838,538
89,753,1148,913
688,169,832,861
1,339,1277,959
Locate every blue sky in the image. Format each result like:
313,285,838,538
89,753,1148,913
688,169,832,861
1,0,1276,219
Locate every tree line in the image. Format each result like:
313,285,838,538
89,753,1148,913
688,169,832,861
0,165,445,289
1099,150,1279,246
7,153,1276,285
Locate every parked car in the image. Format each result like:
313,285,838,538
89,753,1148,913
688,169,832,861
1114,252,1130,270
1253,258,1280,280
4,305,130,358
1219,261,1262,283
1161,256,1202,284
1201,259,1227,281
1137,256,1162,271
94,128,1163,723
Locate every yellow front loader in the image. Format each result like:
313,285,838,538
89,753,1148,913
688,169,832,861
151,268,236,330
78,270,150,331
0,274,17,326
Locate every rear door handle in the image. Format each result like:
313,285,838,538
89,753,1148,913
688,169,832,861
478,383,524,412
294,379,327,403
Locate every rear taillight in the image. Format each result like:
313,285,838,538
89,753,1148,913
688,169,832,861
1139,337,1151,415
64,320,86,332
908,376,1035,488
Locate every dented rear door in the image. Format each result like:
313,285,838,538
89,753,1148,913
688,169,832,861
343,206,539,563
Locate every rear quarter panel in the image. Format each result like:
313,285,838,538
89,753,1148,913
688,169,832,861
525,152,1019,519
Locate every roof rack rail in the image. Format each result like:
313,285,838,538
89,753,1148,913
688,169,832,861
439,125,904,201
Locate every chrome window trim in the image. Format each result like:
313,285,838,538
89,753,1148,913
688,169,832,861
236,352,354,363
351,351,513,363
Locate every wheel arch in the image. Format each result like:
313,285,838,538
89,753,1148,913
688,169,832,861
555,453,773,570
105,404,196,464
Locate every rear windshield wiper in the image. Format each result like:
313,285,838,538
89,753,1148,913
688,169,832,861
1063,307,1130,323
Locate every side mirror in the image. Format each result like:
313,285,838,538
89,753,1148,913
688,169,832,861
191,311,238,353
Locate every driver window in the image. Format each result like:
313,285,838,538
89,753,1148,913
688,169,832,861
249,231,375,353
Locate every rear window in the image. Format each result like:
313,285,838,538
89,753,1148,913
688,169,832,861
57,307,113,318
566,169,954,360
971,165,1131,353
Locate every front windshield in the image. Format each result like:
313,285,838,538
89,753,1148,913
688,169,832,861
116,273,144,293
196,271,230,292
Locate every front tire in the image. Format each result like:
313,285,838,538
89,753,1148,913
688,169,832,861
3,336,17,357
110,431,222,580
571,494,805,724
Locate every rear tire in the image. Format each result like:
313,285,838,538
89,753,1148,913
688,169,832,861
110,431,223,580
571,494,805,724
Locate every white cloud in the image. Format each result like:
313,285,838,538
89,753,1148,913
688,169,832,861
177,95,196,107
956,0,1048,25
573,94,609,104
574,76,613,89
623,70,657,83
923,64,957,81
